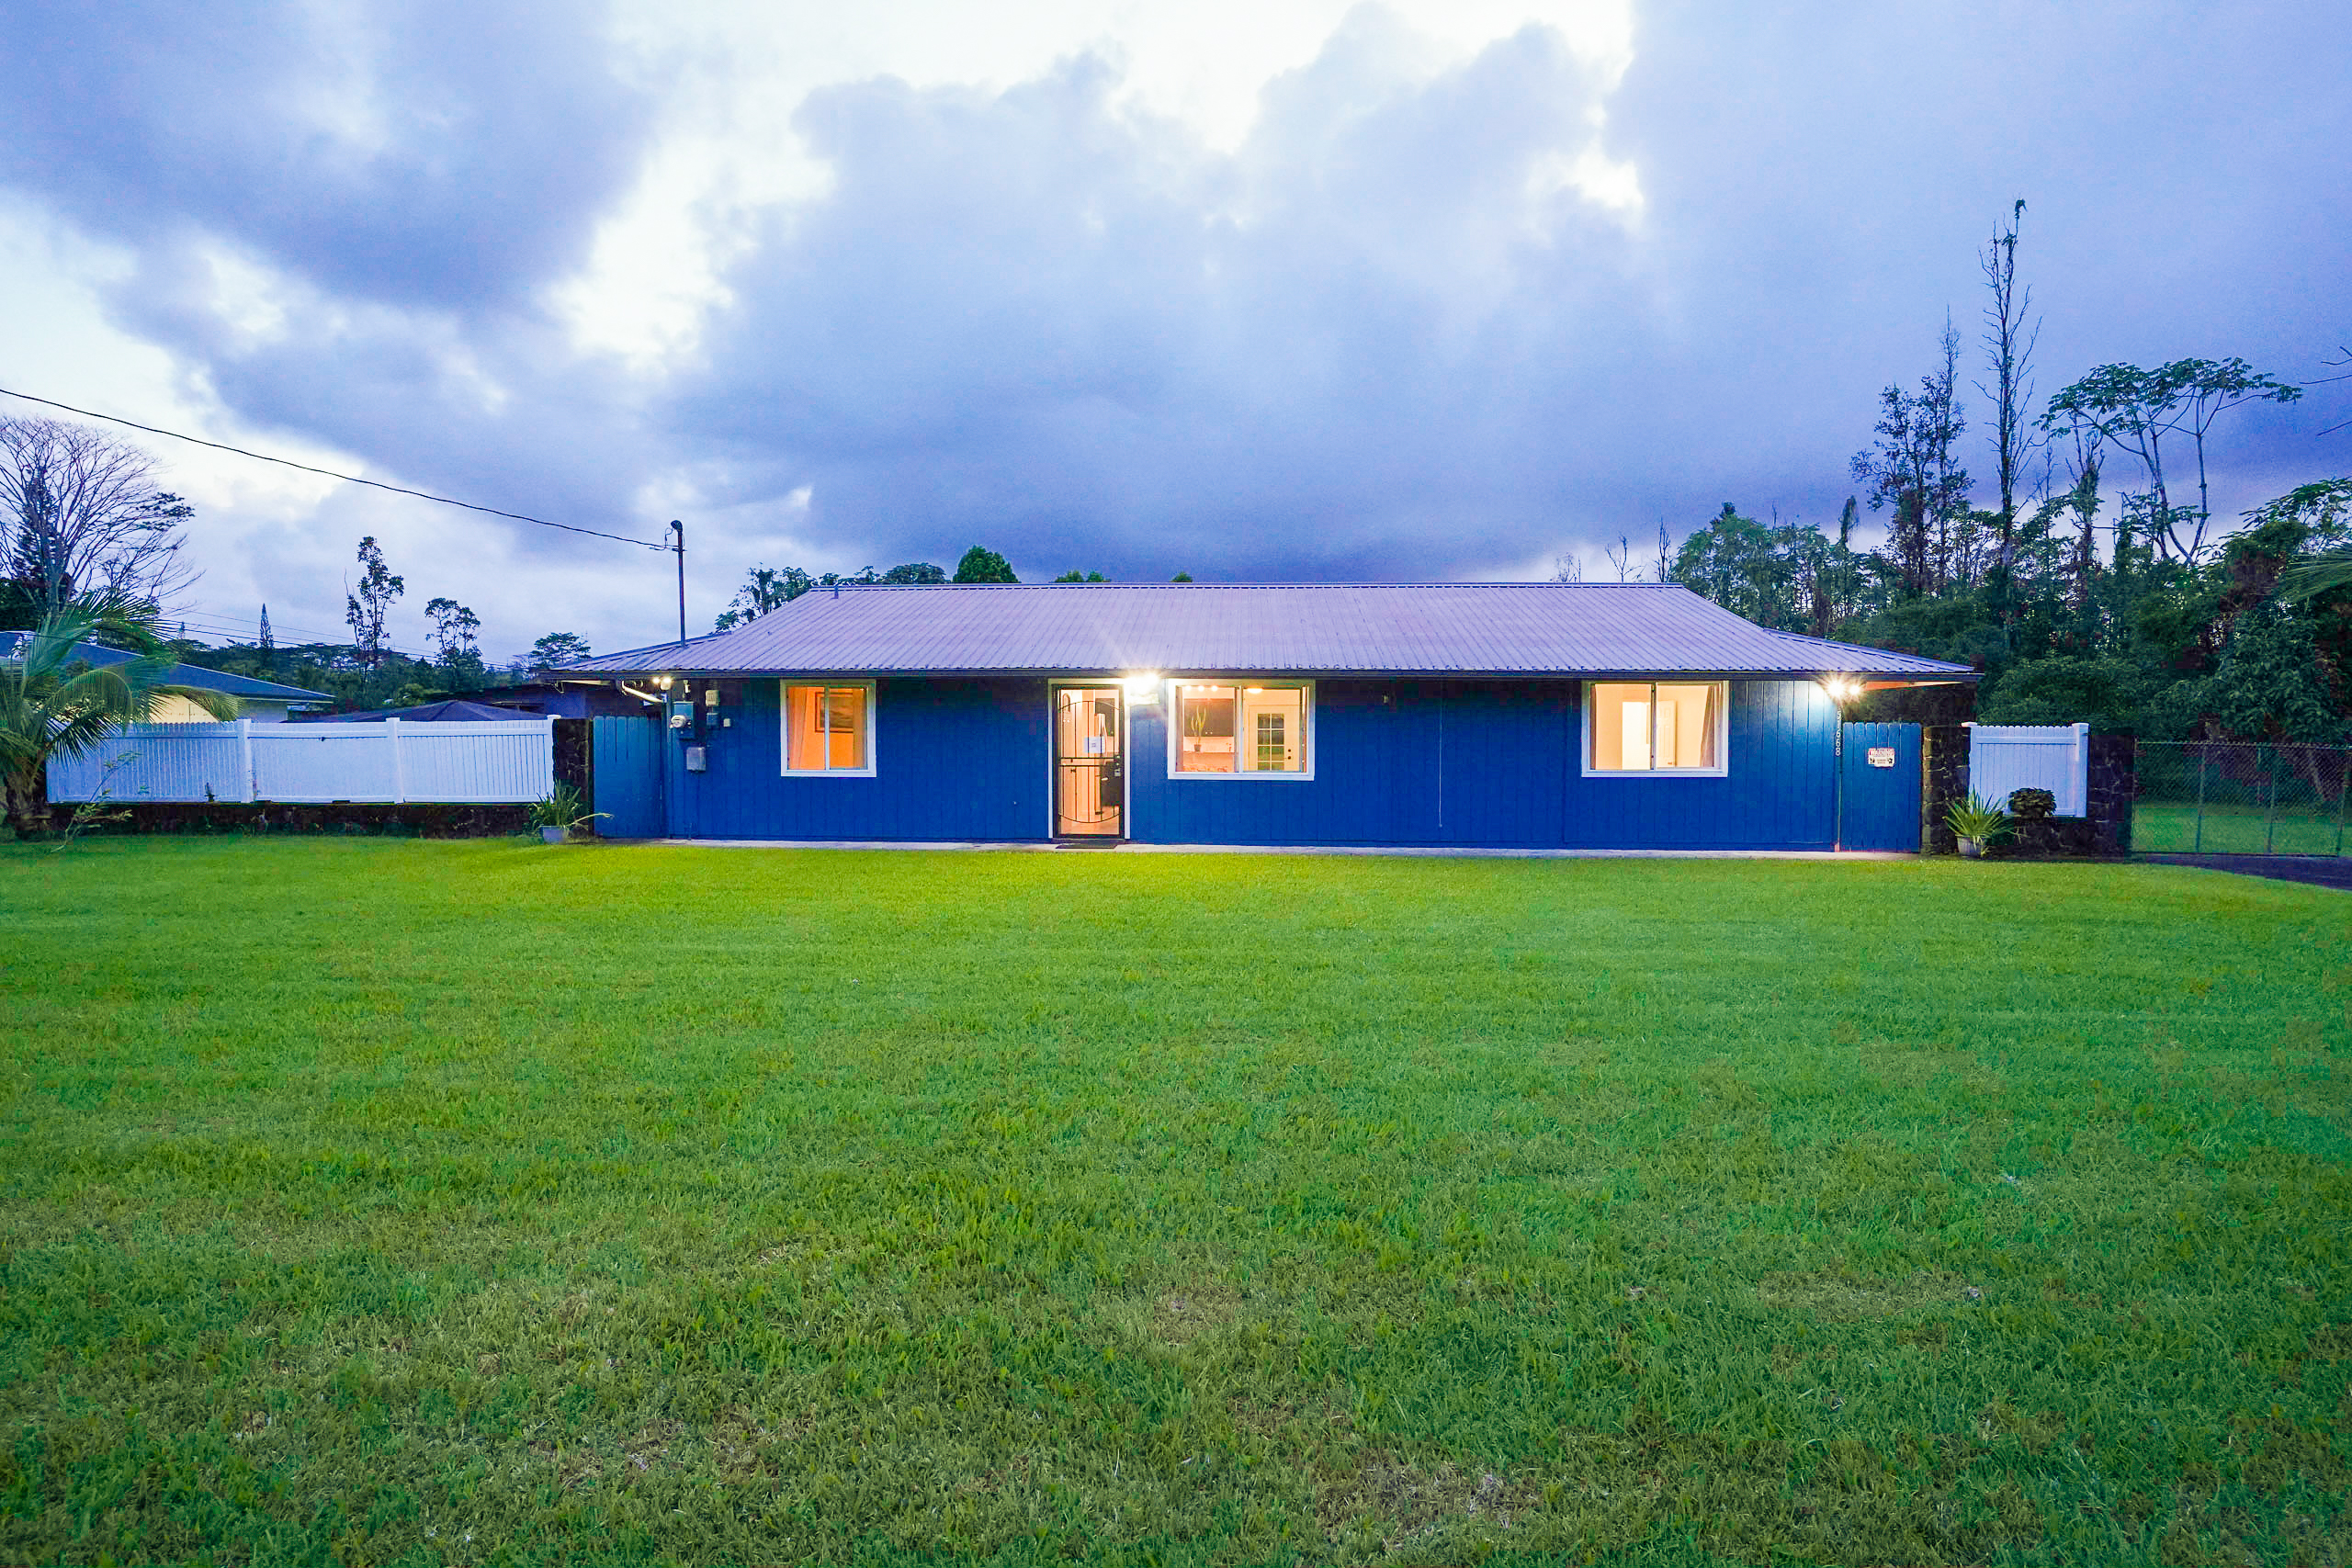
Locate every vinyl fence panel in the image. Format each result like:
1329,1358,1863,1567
390,722,555,802
46,722,248,803
48,718,554,804
1970,722,2087,816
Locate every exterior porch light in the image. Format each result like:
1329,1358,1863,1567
1822,675,1862,704
1122,673,1161,703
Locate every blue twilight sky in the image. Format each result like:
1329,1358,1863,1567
0,0,2345,660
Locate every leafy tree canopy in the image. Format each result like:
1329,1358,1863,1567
952,547,1017,584
529,632,593,670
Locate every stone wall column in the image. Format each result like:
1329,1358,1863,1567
1923,723,1970,854
2086,733,2137,853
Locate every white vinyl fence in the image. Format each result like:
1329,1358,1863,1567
47,719,555,805
1969,722,2088,816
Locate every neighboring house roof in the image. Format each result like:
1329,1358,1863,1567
0,633,332,702
562,583,1976,680
301,699,548,723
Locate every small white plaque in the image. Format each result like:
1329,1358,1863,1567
1866,747,1896,768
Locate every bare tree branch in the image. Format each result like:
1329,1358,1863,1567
1,417,199,621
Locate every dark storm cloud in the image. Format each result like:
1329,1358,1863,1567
682,16,1654,580
0,0,649,311
2,0,2346,621
678,1,2350,582
0,0,668,558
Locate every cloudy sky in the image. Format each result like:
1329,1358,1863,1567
2,0,2345,660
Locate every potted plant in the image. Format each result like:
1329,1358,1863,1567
1944,792,2007,858
526,784,605,844
1184,699,1211,754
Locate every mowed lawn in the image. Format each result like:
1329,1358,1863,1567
2,842,2347,1568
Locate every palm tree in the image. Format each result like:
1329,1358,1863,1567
2278,551,2352,604
2,603,240,836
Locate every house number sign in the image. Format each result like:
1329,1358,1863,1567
1866,747,1896,768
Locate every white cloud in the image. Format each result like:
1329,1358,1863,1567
1,0,2346,663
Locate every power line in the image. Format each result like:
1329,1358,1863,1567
0,384,669,552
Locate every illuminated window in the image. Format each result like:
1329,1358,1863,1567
1171,682,1310,776
1585,681,1726,774
782,682,875,774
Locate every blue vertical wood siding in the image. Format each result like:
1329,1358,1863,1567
662,675,1838,848
1132,679,1834,849
664,678,1050,840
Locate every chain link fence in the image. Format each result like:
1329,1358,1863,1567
2134,741,2350,855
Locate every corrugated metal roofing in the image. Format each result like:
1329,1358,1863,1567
295,699,546,723
0,633,334,701
566,583,1975,679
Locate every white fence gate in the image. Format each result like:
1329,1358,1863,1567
1969,722,2088,816
47,719,555,805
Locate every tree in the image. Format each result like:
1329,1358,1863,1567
2,602,239,835
1,417,198,624
714,564,814,630
424,596,483,688
345,537,404,668
1052,570,1107,582
424,598,479,661
257,604,273,651
1171,572,1193,582
1670,505,1797,629
2245,479,2352,603
2205,598,2345,742
1977,200,2041,588
952,546,1018,584
529,632,593,671
2041,359,2301,562
1852,322,1971,597
881,562,947,583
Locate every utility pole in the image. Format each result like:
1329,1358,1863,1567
670,519,685,645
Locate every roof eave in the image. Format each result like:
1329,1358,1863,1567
560,663,1976,681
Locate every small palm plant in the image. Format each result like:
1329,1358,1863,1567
1,603,239,838
1944,792,2007,858
526,782,606,842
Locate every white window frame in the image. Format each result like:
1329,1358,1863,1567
1164,678,1316,781
778,679,878,777
1579,679,1730,778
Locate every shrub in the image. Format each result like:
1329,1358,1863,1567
2007,787,2057,820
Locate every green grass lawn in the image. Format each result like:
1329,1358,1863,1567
2135,801,2348,856
2,840,2347,1567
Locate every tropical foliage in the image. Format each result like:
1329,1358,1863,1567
1,603,239,834
712,553,995,630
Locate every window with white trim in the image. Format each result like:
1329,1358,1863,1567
781,681,876,774
1585,681,1727,774
1170,682,1311,776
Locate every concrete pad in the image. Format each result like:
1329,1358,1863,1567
645,839,1909,860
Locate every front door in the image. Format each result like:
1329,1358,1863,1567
1054,686,1125,837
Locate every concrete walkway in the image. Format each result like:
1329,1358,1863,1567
650,839,1909,860
2138,853,2352,892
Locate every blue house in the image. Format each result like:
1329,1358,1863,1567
566,582,1972,850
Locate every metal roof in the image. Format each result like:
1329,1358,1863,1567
295,699,546,723
0,633,333,701
566,583,1975,680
